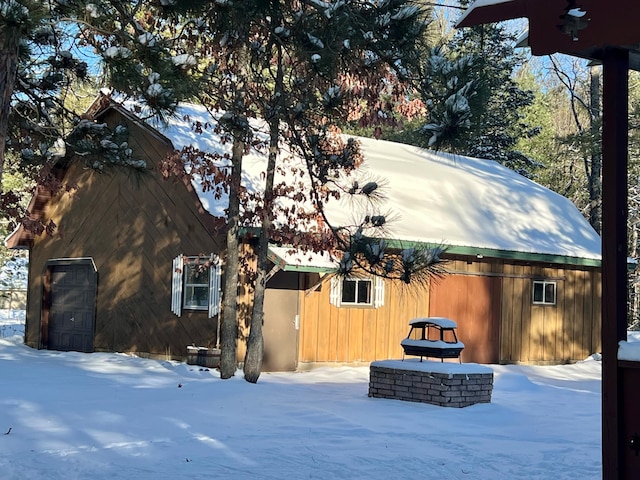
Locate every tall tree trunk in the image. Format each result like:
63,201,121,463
219,134,244,379
244,44,284,383
0,38,20,189
243,118,277,383
218,43,250,379
588,65,602,234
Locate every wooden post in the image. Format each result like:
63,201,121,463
601,47,629,480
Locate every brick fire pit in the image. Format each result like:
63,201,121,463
368,359,493,408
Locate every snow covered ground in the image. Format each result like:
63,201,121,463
0,310,24,339
0,317,610,479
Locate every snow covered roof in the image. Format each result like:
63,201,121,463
128,102,601,266
351,137,601,263
456,0,518,28
267,246,338,272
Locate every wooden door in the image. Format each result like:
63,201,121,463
429,274,501,363
44,259,97,353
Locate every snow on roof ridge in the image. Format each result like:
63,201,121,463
129,101,601,262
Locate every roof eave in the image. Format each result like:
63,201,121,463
265,239,603,272
381,239,602,268
266,246,338,273
456,0,526,28
4,226,30,249
445,245,602,268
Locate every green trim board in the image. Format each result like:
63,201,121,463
440,245,601,268
266,241,605,273
374,238,602,268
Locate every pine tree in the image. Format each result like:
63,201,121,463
0,0,200,233
156,0,444,382
417,2,541,177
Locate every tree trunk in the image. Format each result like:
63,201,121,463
0,38,20,188
243,122,277,383
244,44,284,383
588,65,602,234
219,135,244,379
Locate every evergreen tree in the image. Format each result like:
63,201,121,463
0,0,200,233
156,0,444,382
416,2,541,177
514,63,556,175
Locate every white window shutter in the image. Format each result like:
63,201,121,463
329,276,341,307
374,277,385,308
208,257,222,318
171,254,184,316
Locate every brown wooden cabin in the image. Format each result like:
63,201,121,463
7,99,225,362
277,251,601,369
7,97,603,370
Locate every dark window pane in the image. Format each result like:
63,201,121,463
342,280,357,303
184,261,210,309
186,264,209,285
533,281,556,305
533,282,544,303
357,280,372,304
184,285,209,308
545,283,556,304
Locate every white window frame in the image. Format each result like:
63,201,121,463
171,254,222,317
532,280,556,305
183,261,211,311
341,278,373,305
330,276,385,308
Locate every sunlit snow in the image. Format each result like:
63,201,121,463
0,319,612,479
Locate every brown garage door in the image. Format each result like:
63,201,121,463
44,259,97,353
429,274,501,364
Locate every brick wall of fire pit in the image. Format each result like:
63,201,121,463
368,360,493,408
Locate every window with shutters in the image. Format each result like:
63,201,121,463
341,278,372,305
329,276,385,308
183,262,210,310
171,255,222,317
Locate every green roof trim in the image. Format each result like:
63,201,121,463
445,245,602,267
371,239,603,268
254,230,604,271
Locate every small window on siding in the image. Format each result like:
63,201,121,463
330,276,385,308
533,280,556,305
171,255,222,317
184,263,210,309
342,278,372,305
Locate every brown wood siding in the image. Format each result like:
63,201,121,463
428,273,501,364
592,269,603,355
299,275,430,364
297,255,601,367
500,263,517,362
499,262,601,364
25,110,223,359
